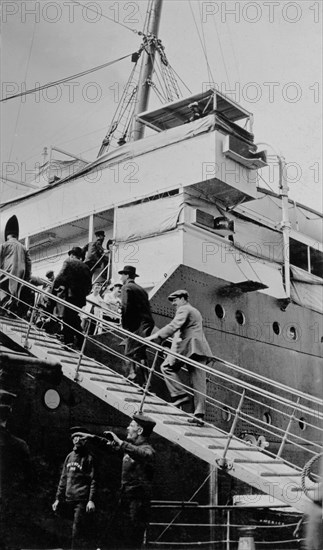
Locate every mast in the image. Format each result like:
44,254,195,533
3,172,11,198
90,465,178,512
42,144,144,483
132,0,163,141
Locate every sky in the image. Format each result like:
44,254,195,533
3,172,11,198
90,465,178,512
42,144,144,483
1,0,322,211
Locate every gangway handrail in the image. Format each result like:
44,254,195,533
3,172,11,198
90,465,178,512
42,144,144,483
1,271,323,451
1,268,323,415
1,270,323,498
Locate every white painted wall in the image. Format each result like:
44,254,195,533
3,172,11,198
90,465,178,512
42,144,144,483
0,128,258,241
182,224,286,299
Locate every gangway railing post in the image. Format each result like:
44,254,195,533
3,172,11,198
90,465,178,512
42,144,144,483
277,397,300,458
74,318,91,381
218,390,246,468
23,290,40,349
138,351,159,414
226,509,230,550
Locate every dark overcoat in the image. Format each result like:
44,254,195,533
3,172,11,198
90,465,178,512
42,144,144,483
54,257,91,307
120,279,154,356
0,238,31,296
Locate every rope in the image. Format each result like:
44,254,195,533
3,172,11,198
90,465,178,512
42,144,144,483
70,0,142,35
188,0,215,86
301,452,323,499
155,467,216,542
8,19,37,160
1,54,132,103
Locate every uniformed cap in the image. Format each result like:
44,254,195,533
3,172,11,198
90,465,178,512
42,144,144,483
95,230,105,238
168,289,189,301
0,389,17,408
133,413,156,435
70,426,90,438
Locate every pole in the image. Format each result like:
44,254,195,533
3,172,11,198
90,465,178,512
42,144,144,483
278,156,291,297
209,467,217,550
132,0,163,141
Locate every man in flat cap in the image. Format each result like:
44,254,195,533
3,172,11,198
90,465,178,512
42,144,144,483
53,248,92,348
83,230,110,284
147,290,213,426
52,426,96,549
119,265,155,387
101,413,156,549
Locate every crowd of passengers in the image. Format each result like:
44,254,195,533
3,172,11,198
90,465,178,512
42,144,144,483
0,229,213,428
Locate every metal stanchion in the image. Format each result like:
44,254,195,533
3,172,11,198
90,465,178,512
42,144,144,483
74,317,91,381
138,351,159,414
237,526,256,550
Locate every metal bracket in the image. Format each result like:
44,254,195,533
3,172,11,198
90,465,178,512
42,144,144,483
216,458,234,471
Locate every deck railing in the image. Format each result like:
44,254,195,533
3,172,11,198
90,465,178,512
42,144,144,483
1,269,322,483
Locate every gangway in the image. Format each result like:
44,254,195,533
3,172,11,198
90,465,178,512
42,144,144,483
0,271,322,517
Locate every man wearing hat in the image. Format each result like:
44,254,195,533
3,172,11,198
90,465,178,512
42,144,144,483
83,231,110,284
0,232,32,313
102,413,156,549
188,101,203,122
53,247,92,348
52,426,96,549
118,266,155,387
147,290,213,426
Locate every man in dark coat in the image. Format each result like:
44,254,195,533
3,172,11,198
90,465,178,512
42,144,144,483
83,230,110,284
100,413,156,549
53,247,91,348
119,265,154,387
0,232,31,312
147,289,213,426
0,389,32,548
52,426,96,549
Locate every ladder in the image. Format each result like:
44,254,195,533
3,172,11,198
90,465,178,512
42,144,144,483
1,311,321,516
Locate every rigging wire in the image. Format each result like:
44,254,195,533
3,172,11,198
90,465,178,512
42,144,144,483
0,54,132,103
198,0,215,85
226,18,241,83
70,0,142,35
155,467,217,542
210,9,232,89
167,63,192,95
188,0,215,85
8,20,37,160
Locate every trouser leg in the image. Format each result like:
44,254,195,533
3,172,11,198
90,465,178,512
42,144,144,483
63,306,83,346
161,359,186,397
71,501,87,549
188,356,207,416
120,496,149,549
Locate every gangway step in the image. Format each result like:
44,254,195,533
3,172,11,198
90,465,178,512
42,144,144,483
0,315,315,515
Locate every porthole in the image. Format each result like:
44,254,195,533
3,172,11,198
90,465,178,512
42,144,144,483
221,406,232,422
273,322,281,335
43,389,61,410
299,417,306,431
215,304,225,319
287,326,298,341
263,411,272,425
235,310,245,325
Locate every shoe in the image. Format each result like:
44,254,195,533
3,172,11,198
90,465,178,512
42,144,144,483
127,372,138,381
171,394,190,408
187,415,204,426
